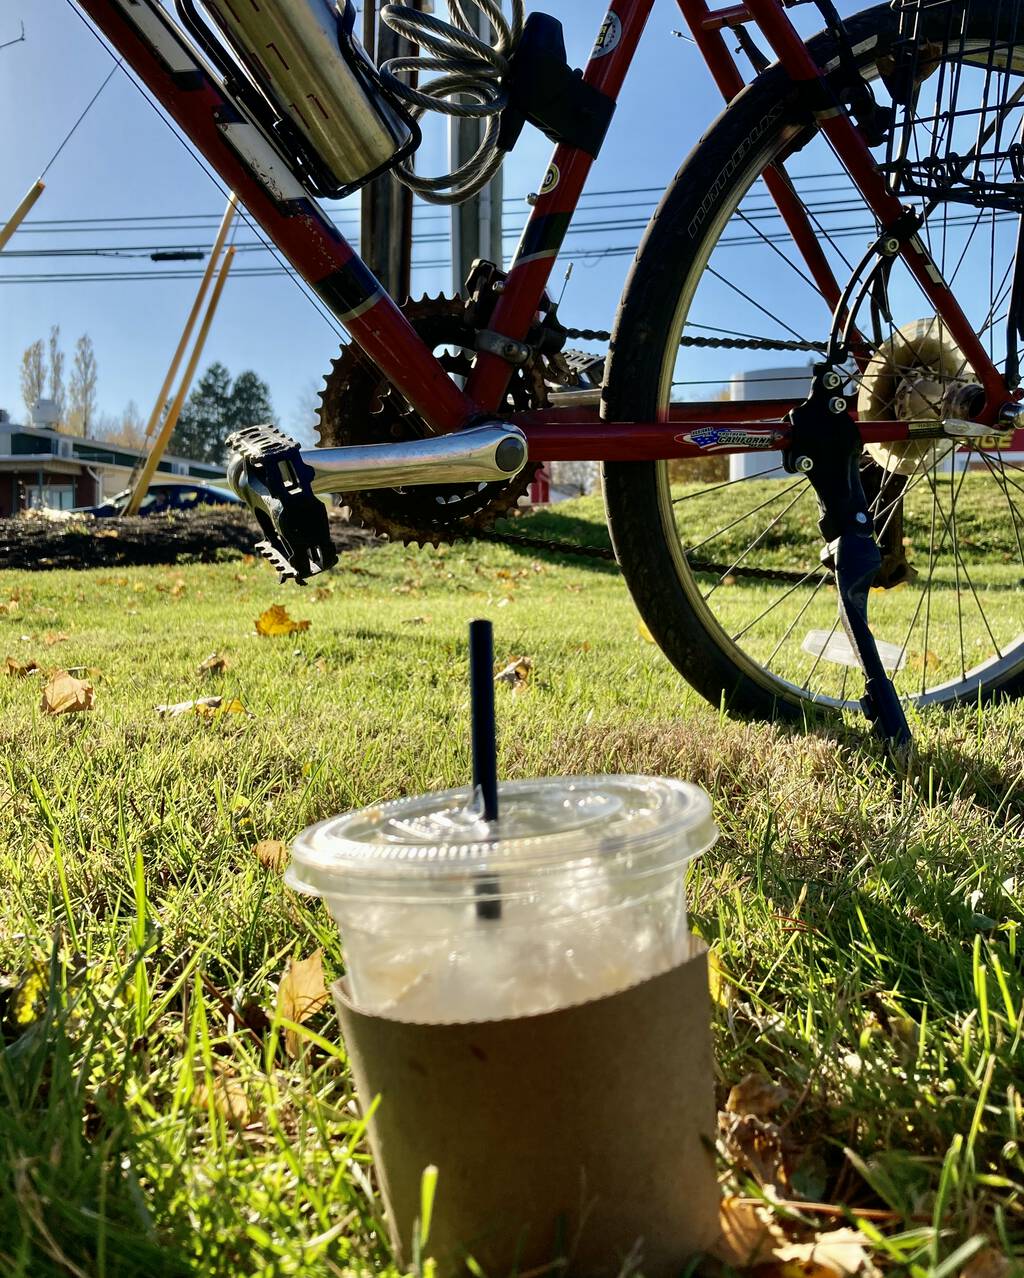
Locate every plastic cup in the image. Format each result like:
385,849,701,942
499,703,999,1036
286,774,717,1022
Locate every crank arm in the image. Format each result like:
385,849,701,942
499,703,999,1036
227,421,528,584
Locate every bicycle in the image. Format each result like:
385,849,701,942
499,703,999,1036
77,0,1024,747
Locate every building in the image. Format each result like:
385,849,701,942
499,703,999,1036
0,410,225,516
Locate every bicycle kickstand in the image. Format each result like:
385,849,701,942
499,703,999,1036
785,372,913,753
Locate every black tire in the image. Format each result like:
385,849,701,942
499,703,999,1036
603,0,1024,720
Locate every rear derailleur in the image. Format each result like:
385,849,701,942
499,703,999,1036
783,369,913,750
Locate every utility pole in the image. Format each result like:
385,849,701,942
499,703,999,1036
450,6,503,293
361,1,415,299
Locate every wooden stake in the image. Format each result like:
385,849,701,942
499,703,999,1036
124,193,237,507
0,179,45,253
123,245,236,516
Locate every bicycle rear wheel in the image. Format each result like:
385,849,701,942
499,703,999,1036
604,0,1024,720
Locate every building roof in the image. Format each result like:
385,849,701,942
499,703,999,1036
0,419,224,480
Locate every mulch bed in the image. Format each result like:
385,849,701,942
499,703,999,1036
0,507,379,572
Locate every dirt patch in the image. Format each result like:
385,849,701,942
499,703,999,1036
0,506,379,572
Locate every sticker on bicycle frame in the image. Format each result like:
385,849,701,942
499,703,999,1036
676,427,785,451
540,163,560,195
592,11,621,59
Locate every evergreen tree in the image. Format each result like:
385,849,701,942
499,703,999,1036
171,362,232,461
227,370,275,434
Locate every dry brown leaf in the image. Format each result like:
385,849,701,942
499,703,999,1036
908,649,942,672
402,615,431,626
4,656,39,678
961,1247,1013,1278
42,632,70,647
197,652,229,676
718,1109,788,1189
713,1195,788,1268
774,1227,870,1276
255,604,310,637
170,578,186,598
310,585,334,601
276,950,329,1058
254,839,288,872
0,600,19,616
495,656,533,692
40,671,94,715
727,1071,790,1118
193,1072,250,1127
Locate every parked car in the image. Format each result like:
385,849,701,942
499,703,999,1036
78,481,243,517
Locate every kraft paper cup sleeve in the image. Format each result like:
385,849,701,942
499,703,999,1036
333,941,718,1277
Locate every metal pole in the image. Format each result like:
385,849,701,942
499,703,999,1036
361,2,414,298
123,246,236,515
0,179,45,253
450,5,503,293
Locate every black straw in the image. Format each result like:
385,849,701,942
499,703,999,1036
469,619,499,822
469,619,501,920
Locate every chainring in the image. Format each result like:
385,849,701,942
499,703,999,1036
316,295,544,546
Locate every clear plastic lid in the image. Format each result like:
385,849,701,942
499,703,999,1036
285,774,717,903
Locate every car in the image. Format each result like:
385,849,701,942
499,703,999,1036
78,481,244,517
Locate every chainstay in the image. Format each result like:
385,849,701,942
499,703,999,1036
563,326,827,353
471,525,833,586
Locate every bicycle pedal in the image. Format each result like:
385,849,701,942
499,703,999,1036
226,423,338,586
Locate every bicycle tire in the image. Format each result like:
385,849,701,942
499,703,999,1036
603,0,1024,721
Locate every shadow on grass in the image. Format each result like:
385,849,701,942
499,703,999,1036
486,503,619,575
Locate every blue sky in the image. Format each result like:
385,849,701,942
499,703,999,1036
1,0,853,441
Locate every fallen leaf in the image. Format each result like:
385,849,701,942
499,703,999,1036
42,632,70,647
276,950,329,1058
774,1227,870,1276
156,696,224,718
40,671,94,715
713,1196,787,1268
156,695,249,719
707,945,732,1008
637,619,655,643
197,652,229,676
193,1072,250,1128
0,600,19,616
255,604,310,637
908,649,942,672
495,656,533,692
254,840,288,872
727,1071,790,1118
718,1109,788,1189
4,656,39,678
311,585,334,601
171,578,186,598
133,582,146,594
961,1247,1012,1278
402,616,431,626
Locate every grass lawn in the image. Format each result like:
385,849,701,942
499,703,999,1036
0,499,1022,1276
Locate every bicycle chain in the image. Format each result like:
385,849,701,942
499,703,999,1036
474,326,828,580
563,326,828,352
472,525,833,586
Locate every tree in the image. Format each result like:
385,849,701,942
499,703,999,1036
170,362,233,462
48,325,66,428
226,370,275,435
99,400,146,449
68,334,99,436
20,340,45,420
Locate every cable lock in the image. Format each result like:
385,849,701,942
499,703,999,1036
380,0,525,204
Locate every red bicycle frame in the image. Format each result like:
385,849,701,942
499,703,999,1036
77,0,1013,462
